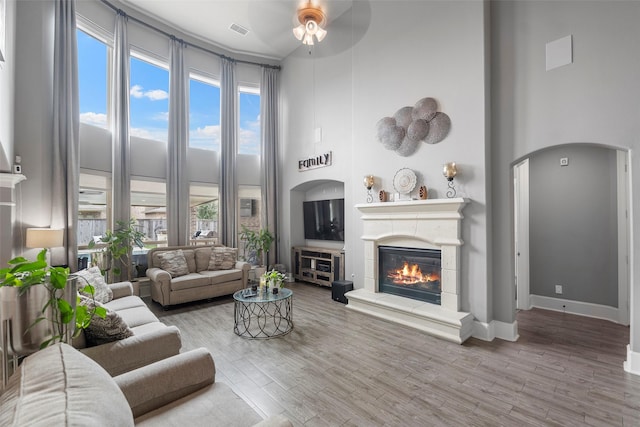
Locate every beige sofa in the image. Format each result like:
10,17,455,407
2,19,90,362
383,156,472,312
0,343,292,427
73,281,182,376
146,245,250,308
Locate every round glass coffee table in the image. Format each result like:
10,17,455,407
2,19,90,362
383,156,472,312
233,288,293,339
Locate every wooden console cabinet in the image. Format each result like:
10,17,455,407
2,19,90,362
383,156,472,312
292,246,345,287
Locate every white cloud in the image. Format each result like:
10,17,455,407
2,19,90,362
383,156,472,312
130,85,144,98
190,125,221,151
153,112,169,122
146,89,169,101
130,85,168,101
239,126,259,155
80,112,108,128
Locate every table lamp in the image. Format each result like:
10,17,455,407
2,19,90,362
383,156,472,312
26,228,64,264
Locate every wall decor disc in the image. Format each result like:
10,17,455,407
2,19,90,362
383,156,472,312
393,168,417,194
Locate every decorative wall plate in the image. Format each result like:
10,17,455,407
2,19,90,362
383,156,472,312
393,168,417,194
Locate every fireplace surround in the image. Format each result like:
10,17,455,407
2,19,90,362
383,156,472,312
347,198,473,343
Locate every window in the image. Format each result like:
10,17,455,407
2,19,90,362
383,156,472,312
238,88,260,155
190,184,219,243
77,29,108,129
130,179,167,247
189,76,221,151
77,173,110,247
130,55,169,143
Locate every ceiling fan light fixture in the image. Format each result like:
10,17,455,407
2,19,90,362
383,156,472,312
315,26,327,42
293,3,327,46
303,33,314,45
293,24,305,40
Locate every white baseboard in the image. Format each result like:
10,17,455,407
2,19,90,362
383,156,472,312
530,295,622,324
472,319,519,342
624,345,640,377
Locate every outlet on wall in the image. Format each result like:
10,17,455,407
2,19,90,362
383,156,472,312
555,284,563,294
560,157,569,166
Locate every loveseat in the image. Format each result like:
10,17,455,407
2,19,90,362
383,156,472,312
73,279,182,376
146,245,250,308
0,342,292,426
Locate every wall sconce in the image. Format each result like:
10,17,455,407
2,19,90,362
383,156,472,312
442,163,458,198
363,175,375,203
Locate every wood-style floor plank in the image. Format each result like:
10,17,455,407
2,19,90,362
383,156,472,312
148,282,640,426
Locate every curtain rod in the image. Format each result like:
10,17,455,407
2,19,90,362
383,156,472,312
99,0,281,70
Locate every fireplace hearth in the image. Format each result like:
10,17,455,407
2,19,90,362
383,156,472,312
379,246,441,305
348,199,474,344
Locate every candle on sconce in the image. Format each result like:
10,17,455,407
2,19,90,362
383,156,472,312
442,163,458,198
443,162,457,181
363,175,375,203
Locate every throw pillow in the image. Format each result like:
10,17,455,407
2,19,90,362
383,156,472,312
158,250,190,278
77,295,134,346
75,266,113,304
208,247,237,270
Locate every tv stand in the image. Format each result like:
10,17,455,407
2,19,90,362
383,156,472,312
292,246,345,287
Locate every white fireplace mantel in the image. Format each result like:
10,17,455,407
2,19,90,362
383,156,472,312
347,198,474,344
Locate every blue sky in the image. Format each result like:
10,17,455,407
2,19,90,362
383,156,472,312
77,30,260,155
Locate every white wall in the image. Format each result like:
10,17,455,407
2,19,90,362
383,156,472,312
280,1,492,327
491,1,640,357
0,0,16,173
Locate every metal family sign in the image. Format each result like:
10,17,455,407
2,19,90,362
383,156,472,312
298,151,332,171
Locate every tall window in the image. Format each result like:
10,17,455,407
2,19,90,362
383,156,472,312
77,29,108,129
238,88,260,155
130,55,169,143
189,75,221,151
190,184,219,243
130,179,167,247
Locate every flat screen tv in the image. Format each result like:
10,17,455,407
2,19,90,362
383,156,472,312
303,198,345,241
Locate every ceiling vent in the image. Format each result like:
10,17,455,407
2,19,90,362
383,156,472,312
229,23,249,36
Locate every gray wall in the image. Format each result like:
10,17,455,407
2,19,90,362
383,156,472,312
529,145,618,307
490,0,640,350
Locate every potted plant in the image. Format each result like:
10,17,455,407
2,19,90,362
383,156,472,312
89,218,145,282
262,269,285,294
0,249,106,353
239,225,274,267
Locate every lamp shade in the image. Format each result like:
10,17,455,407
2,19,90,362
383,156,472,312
26,228,64,249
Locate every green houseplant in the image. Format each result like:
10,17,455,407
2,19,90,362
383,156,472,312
262,269,285,291
89,218,145,282
0,249,106,351
239,225,275,268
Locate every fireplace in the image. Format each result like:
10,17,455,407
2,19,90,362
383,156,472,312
378,246,441,305
348,199,473,344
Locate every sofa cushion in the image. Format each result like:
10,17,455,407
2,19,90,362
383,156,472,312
158,250,190,278
194,247,213,272
0,343,134,426
117,305,161,328
199,269,243,285
170,273,212,291
208,247,238,270
75,266,113,303
104,295,147,312
79,295,135,346
182,249,197,273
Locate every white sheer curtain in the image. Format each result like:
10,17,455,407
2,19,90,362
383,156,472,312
110,10,131,280
260,67,280,267
219,57,237,248
51,0,79,269
167,37,189,246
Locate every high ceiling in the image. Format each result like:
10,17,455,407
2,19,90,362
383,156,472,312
120,0,356,60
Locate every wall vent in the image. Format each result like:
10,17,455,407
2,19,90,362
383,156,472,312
229,23,249,36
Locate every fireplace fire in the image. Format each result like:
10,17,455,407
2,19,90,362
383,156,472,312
379,246,441,305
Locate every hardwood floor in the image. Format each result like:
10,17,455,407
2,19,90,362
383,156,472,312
148,282,640,426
